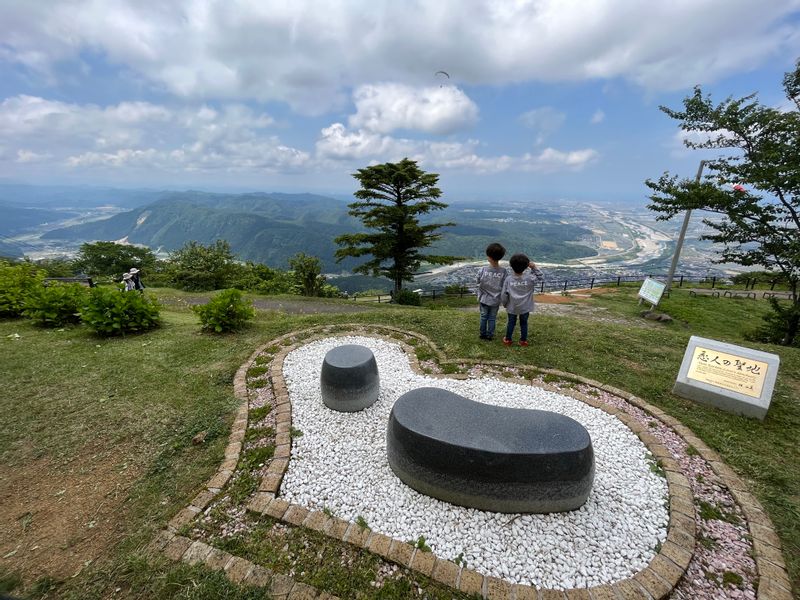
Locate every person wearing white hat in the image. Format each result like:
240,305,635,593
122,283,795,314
129,268,145,292
122,272,135,292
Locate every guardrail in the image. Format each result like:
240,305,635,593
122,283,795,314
350,273,789,303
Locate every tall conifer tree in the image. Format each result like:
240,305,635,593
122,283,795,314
335,158,457,294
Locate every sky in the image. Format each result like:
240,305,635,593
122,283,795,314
1,0,799,203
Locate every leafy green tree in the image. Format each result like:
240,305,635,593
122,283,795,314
646,59,800,345
35,257,75,278
168,240,237,291
288,252,326,296
229,261,295,295
73,241,156,277
334,158,457,294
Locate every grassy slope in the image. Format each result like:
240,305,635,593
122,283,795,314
0,286,797,598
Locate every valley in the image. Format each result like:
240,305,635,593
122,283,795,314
0,184,740,292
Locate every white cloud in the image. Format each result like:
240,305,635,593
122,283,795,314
590,109,606,124
16,149,52,163
520,148,599,172
0,95,309,174
519,106,566,144
316,123,597,174
1,1,798,112
669,128,738,157
349,84,478,134
316,123,416,161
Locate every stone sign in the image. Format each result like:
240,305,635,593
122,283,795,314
673,336,779,420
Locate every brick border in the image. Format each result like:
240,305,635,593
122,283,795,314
154,324,792,600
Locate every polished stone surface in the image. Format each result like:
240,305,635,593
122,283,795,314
673,335,779,420
320,344,379,412
386,387,594,513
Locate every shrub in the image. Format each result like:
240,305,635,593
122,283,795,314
395,289,421,306
444,284,466,295
229,262,294,294
24,283,88,327
319,283,345,298
81,287,161,336
731,271,787,286
0,262,44,318
745,297,800,347
169,240,237,291
192,289,255,333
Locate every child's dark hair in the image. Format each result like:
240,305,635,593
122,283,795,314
509,253,530,274
485,243,506,261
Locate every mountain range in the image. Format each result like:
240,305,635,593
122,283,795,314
2,185,596,271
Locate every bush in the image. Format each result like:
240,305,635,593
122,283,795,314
444,284,466,295
81,287,161,336
169,240,237,291
745,298,800,347
192,289,255,333
395,289,421,306
229,262,294,295
731,271,787,286
318,283,345,298
24,283,88,327
0,262,44,318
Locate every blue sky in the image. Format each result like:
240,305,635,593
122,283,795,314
1,1,799,204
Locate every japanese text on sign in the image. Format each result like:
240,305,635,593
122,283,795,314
686,346,769,399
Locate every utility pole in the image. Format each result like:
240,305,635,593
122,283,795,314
665,160,707,293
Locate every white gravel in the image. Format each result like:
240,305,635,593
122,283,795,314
280,336,669,590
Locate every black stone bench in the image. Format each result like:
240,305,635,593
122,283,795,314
320,344,379,412
688,288,720,298
43,277,95,287
386,387,595,513
723,290,756,299
762,291,793,300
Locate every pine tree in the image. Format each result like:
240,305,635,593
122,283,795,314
335,158,457,294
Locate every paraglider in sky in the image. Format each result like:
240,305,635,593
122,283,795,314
732,184,746,193
435,70,450,87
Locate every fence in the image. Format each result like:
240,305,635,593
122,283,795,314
351,273,785,303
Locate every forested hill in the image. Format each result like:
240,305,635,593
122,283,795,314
41,191,596,271
42,191,361,270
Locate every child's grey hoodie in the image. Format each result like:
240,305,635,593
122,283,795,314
501,267,543,315
476,265,507,306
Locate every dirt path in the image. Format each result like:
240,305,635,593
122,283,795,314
176,296,374,314
0,446,140,585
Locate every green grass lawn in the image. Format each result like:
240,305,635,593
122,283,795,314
1,285,797,598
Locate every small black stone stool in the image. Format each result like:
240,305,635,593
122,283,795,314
387,387,595,513
320,344,380,412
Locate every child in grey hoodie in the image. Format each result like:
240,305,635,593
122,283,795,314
501,253,543,346
476,243,507,340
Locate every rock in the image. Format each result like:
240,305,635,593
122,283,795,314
386,387,595,513
640,310,673,322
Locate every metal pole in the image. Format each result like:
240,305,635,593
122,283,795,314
665,160,706,293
